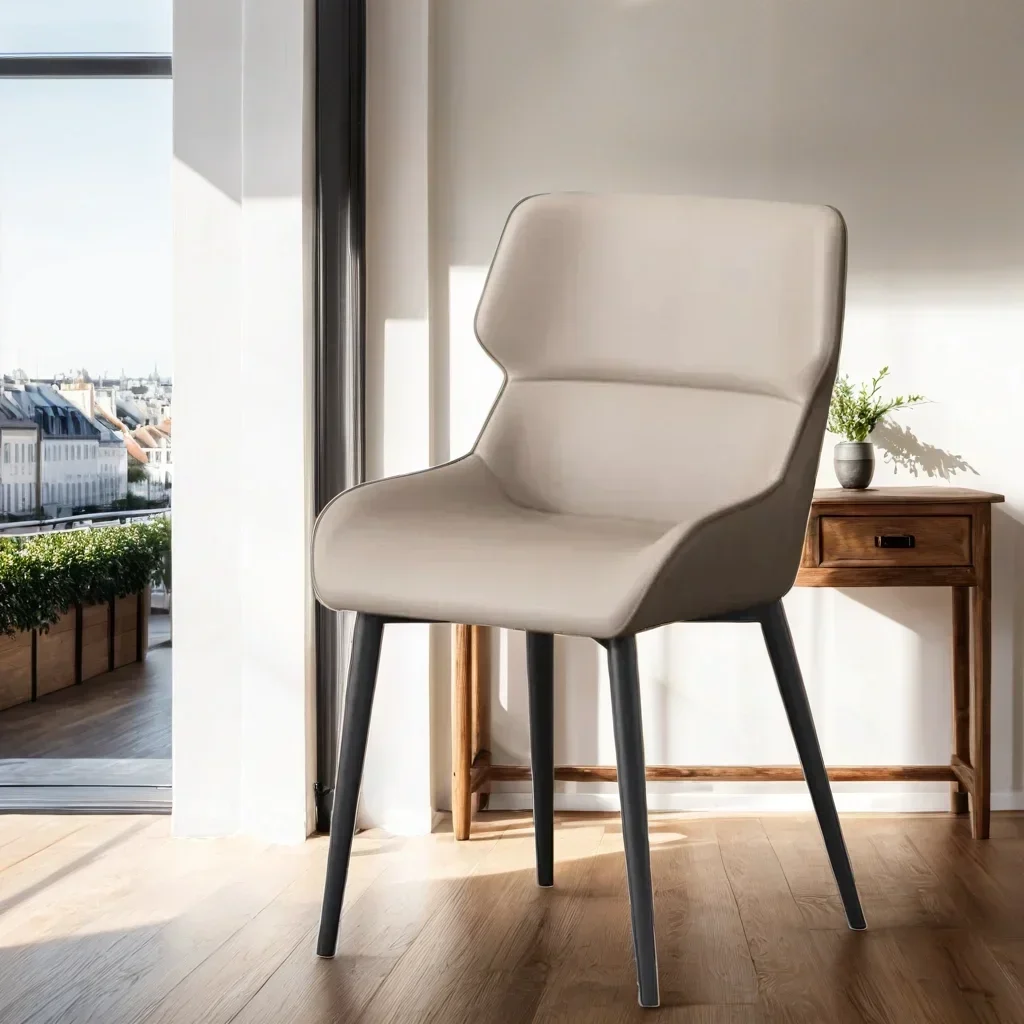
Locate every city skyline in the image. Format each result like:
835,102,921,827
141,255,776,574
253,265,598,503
1,364,172,383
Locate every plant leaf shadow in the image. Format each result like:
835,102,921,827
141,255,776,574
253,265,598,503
872,420,978,481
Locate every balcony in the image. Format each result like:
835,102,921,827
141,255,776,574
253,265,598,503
0,512,171,810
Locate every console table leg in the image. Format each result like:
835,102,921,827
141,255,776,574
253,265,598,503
452,624,474,840
971,509,992,840
951,587,971,815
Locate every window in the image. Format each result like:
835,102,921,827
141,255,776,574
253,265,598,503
1,0,171,522
0,12,171,387
2,444,8,464
1,6,174,801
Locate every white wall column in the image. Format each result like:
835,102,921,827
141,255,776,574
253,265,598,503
172,0,316,842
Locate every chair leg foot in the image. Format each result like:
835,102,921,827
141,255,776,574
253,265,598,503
606,635,660,1008
316,613,385,958
759,601,866,931
527,632,555,887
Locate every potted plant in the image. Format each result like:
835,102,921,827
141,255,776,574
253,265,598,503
827,367,925,489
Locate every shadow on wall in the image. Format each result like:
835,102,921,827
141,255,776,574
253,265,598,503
840,506,1024,797
489,632,602,768
872,420,978,481
432,0,1024,277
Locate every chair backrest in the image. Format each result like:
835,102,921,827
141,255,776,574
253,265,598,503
474,193,846,526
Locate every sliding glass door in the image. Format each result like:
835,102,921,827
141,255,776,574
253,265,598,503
0,1,173,811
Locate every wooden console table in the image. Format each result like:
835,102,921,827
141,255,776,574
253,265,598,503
451,487,1004,841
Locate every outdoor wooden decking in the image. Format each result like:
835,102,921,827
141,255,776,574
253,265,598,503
0,634,171,806
0,639,170,761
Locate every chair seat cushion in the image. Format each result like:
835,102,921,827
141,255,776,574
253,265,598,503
312,454,693,637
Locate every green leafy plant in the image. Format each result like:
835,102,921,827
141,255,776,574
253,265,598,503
827,366,925,443
0,519,171,637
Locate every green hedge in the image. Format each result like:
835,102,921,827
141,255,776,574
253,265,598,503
0,519,170,637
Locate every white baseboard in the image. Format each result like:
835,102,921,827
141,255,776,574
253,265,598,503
484,786,1024,815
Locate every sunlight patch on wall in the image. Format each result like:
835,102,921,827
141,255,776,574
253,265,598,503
448,266,503,458
382,317,430,478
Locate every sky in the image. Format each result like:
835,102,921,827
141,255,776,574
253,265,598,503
0,1,173,380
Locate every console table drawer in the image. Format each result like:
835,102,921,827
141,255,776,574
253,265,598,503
819,515,971,567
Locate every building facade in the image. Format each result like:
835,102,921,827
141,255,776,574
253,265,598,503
0,394,40,516
132,421,172,492
1,378,130,516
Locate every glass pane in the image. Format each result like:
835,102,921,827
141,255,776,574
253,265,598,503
0,0,172,55
0,78,172,377
0,69,172,788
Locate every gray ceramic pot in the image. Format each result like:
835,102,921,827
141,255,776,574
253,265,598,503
834,441,875,489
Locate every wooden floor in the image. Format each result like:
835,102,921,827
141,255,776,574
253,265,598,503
1,811,1023,1023
0,645,171,760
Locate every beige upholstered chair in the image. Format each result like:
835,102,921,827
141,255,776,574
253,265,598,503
313,193,865,1008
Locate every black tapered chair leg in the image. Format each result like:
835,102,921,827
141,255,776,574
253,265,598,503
759,600,867,931
316,613,385,957
526,632,555,887
606,635,660,1008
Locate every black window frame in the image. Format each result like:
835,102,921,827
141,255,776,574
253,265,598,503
313,0,367,833
0,54,171,78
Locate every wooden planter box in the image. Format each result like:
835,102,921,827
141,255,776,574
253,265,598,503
36,609,77,696
0,587,151,712
0,630,33,711
113,593,140,669
81,601,112,682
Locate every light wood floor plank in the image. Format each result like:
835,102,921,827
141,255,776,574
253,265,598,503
713,816,862,1024
0,812,1022,1023
369,819,607,1024
138,830,402,1024
0,822,276,1024
228,819,511,1024
0,814,93,872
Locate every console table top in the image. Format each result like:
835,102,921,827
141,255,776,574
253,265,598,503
813,486,1004,504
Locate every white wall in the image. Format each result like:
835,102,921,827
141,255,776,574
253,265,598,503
361,0,437,834
168,0,1024,839
428,0,1024,813
171,0,436,841
172,0,316,842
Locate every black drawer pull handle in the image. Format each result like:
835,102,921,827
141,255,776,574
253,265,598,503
876,534,915,549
